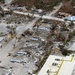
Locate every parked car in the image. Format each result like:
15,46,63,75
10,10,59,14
10,59,22,63
16,51,27,55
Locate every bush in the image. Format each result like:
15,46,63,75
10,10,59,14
61,49,72,56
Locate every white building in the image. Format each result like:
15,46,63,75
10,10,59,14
38,54,75,75
66,16,75,21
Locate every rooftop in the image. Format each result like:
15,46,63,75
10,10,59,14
38,54,75,75
66,16,75,21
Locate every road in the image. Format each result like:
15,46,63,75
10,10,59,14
0,17,38,61
13,11,64,22
0,18,39,75
1,6,64,22
16,17,39,36
49,3,63,16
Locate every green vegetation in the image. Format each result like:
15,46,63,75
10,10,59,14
12,0,75,11
12,0,72,11
33,0,61,10
0,0,4,3
62,49,72,56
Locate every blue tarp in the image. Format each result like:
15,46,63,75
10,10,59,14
66,16,75,21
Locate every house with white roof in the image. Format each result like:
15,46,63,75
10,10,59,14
66,16,75,21
37,54,75,75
